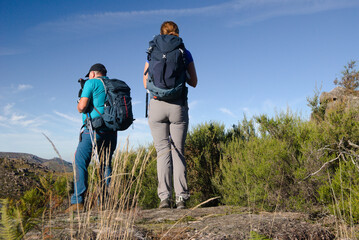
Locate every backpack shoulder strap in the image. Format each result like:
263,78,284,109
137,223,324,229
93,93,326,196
146,46,154,62
92,106,102,116
178,47,186,67
91,77,108,115
95,77,107,94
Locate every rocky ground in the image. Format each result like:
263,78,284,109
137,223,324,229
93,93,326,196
0,154,72,200
23,206,351,240
0,157,51,199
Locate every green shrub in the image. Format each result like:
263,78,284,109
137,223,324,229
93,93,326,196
318,160,359,223
215,136,289,210
0,189,46,239
134,108,359,219
310,109,359,223
0,199,20,240
185,122,227,206
135,147,158,209
333,60,359,92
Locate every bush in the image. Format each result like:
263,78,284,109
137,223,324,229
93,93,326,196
185,122,227,206
318,160,359,223
135,146,158,209
215,136,289,210
334,60,359,92
136,107,359,221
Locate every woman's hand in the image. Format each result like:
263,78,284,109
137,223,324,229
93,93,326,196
143,62,149,89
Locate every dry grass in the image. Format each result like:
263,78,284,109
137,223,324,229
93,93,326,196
41,133,153,239
68,143,151,239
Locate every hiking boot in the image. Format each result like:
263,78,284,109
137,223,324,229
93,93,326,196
65,203,84,213
159,199,171,209
176,196,186,209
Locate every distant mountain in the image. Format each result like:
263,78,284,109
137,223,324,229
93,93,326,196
0,152,73,200
0,152,72,172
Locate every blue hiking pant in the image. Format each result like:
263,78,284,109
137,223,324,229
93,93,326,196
70,129,117,204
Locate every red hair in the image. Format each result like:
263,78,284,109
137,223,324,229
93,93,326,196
160,21,179,36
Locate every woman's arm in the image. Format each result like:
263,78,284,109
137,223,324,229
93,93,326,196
186,62,197,88
143,62,149,89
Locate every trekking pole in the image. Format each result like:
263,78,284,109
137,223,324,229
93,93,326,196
145,90,149,118
87,113,100,165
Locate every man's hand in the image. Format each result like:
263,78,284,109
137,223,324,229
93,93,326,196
77,97,90,113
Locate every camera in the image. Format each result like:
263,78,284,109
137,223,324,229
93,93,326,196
78,78,88,98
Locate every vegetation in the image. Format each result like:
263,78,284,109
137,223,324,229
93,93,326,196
1,62,359,239
0,174,69,239
135,106,359,227
334,60,359,92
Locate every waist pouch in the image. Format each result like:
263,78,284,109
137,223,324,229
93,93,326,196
91,116,104,129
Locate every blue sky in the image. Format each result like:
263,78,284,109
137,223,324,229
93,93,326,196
1,0,358,162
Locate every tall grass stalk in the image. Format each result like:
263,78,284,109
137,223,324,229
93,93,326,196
68,140,151,240
42,134,152,239
328,168,356,239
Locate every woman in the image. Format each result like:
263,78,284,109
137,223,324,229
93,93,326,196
143,21,198,209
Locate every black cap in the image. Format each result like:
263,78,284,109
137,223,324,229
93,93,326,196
85,63,107,77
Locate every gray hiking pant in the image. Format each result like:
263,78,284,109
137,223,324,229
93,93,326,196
148,99,190,201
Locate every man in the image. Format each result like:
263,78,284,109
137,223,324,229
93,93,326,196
66,63,117,212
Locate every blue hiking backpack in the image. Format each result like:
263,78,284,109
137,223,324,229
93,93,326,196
146,35,187,101
91,78,134,131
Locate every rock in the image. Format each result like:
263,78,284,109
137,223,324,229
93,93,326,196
320,86,359,115
23,206,342,239
136,206,336,240
0,157,51,199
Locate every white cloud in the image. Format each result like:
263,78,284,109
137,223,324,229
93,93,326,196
0,132,72,160
188,100,199,109
0,115,9,128
1,103,46,129
132,100,141,105
220,108,236,117
241,98,301,119
242,107,252,116
8,113,43,128
54,111,82,124
30,0,359,36
17,84,33,91
22,119,38,127
232,0,359,25
4,103,14,115
133,118,148,127
10,114,26,122
118,131,153,149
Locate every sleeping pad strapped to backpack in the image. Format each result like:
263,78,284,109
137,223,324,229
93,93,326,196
146,34,187,101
